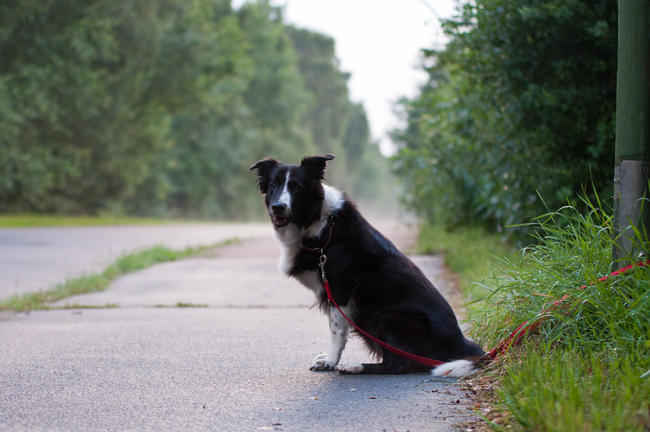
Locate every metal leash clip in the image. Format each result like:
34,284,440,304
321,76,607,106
319,250,327,282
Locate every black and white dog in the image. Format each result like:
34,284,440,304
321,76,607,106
250,154,484,376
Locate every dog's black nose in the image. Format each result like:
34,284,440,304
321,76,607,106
271,202,287,214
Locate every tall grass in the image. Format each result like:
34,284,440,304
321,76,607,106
471,195,649,431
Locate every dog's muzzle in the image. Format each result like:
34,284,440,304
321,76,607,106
269,203,290,228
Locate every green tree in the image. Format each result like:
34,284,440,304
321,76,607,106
393,0,617,235
0,0,385,218
0,0,171,213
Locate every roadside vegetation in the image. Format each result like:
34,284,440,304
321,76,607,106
482,198,649,431
420,196,649,431
0,240,237,312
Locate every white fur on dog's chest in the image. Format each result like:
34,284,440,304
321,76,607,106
277,241,323,295
275,226,301,275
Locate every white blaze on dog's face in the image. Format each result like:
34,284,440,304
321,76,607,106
266,166,293,229
276,170,292,213
249,155,336,231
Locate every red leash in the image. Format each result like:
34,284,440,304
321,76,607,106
322,276,445,367
487,259,650,360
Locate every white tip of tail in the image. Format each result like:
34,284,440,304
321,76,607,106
432,359,478,378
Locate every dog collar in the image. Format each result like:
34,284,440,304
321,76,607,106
299,213,336,253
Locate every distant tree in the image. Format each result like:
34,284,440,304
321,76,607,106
133,0,316,218
139,0,258,217
343,103,370,167
0,0,171,213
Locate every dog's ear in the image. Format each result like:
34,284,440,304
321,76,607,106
249,158,278,193
300,154,335,181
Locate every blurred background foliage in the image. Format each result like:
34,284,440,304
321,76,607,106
391,0,617,238
1,0,619,229
0,0,390,219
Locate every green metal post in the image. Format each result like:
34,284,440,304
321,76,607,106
613,0,650,266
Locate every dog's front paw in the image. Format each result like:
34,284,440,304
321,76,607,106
310,353,337,371
336,362,364,374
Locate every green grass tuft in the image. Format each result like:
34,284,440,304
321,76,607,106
474,198,649,351
0,239,239,312
54,303,119,310
498,346,649,431
154,302,209,308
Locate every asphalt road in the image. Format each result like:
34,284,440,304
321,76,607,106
0,223,271,298
0,221,477,431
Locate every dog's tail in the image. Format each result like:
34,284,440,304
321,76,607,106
431,358,481,378
431,340,490,377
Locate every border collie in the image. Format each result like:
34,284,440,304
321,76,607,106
250,154,484,376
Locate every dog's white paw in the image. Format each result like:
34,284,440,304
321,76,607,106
336,362,364,374
310,353,337,371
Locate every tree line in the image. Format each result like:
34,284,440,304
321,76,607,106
0,0,388,218
392,0,617,237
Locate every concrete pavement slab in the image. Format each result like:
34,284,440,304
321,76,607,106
51,255,454,311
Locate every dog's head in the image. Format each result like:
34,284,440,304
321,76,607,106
249,154,335,229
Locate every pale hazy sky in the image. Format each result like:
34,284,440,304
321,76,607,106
233,0,457,154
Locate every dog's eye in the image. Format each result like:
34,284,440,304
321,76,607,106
269,182,277,189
